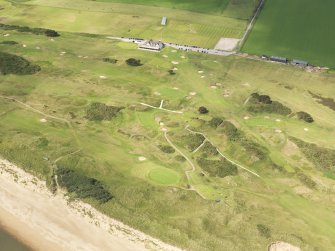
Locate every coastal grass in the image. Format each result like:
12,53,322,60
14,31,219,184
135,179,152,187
242,0,335,68
0,27,335,250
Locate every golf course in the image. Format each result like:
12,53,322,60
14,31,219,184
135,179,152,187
0,0,335,250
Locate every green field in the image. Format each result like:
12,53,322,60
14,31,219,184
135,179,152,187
242,0,335,68
0,0,260,47
1,3,335,250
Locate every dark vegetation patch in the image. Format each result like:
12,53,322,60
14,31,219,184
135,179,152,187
86,102,123,121
126,58,142,66
309,92,335,112
297,172,316,189
198,106,209,114
0,40,18,45
102,58,118,64
257,224,271,238
168,69,176,75
175,155,186,162
248,93,291,115
200,141,218,156
296,111,314,123
181,133,205,152
197,157,238,178
220,121,267,160
158,145,175,154
0,51,41,75
208,117,224,128
290,137,335,173
0,23,60,37
56,167,113,203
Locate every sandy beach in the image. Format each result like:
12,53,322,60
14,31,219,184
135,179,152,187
0,159,182,251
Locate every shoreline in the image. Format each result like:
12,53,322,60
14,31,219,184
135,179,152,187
0,158,183,251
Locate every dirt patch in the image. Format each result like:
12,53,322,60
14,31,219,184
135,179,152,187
214,38,240,51
282,139,299,157
268,241,300,251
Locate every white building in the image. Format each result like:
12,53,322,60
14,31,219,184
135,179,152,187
138,40,164,52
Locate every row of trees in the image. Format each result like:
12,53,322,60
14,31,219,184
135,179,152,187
0,23,59,37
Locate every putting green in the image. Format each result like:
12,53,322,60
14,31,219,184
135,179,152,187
148,167,180,185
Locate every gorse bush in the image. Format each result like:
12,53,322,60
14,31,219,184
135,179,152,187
290,137,335,173
158,145,175,154
296,111,314,123
0,52,41,75
181,133,205,152
126,58,142,66
198,106,209,114
257,224,271,238
102,58,118,64
197,157,238,178
56,167,113,203
208,117,224,128
86,102,123,121
0,41,18,45
0,23,59,37
248,92,291,115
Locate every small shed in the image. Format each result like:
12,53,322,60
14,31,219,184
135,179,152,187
161,16,167,26
291,59,308,67
270,56,288,64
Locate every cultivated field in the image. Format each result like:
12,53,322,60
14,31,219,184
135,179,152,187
242,0,335,68
1,20,335,250
0,0,260,48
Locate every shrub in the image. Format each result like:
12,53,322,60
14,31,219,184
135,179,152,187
86,102,123,121
126,58,142,66
56,167,113,203
197,157,238,178
248,92,291,115
208,117,223,128
290,137,335,173
220,121,240,141
175,155,186,162
102,58,118,64
0,23,60,37
198,106,209,114
297,172,316,189
158,145,175,154
168,69,176,75
0,41,18,45
296,111,314,123
0,52,41,75
44,29,60,37
200,141,218,156
257,224,271,238
181,133,205,152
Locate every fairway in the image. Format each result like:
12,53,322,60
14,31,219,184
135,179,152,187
1,0,260,47
242,0,335,68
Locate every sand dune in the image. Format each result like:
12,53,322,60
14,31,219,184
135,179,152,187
0,159,182,251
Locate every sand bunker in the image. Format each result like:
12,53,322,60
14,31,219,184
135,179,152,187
138,156,146,161
244,116,249,120
162,55,168,58
189,92,197,96
214,38,240,51
99,76,107,79
171,61,179,65
40,118,47,123
198,71,204,74
268,242,300,251
304,128,309,132
4,33,10,37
